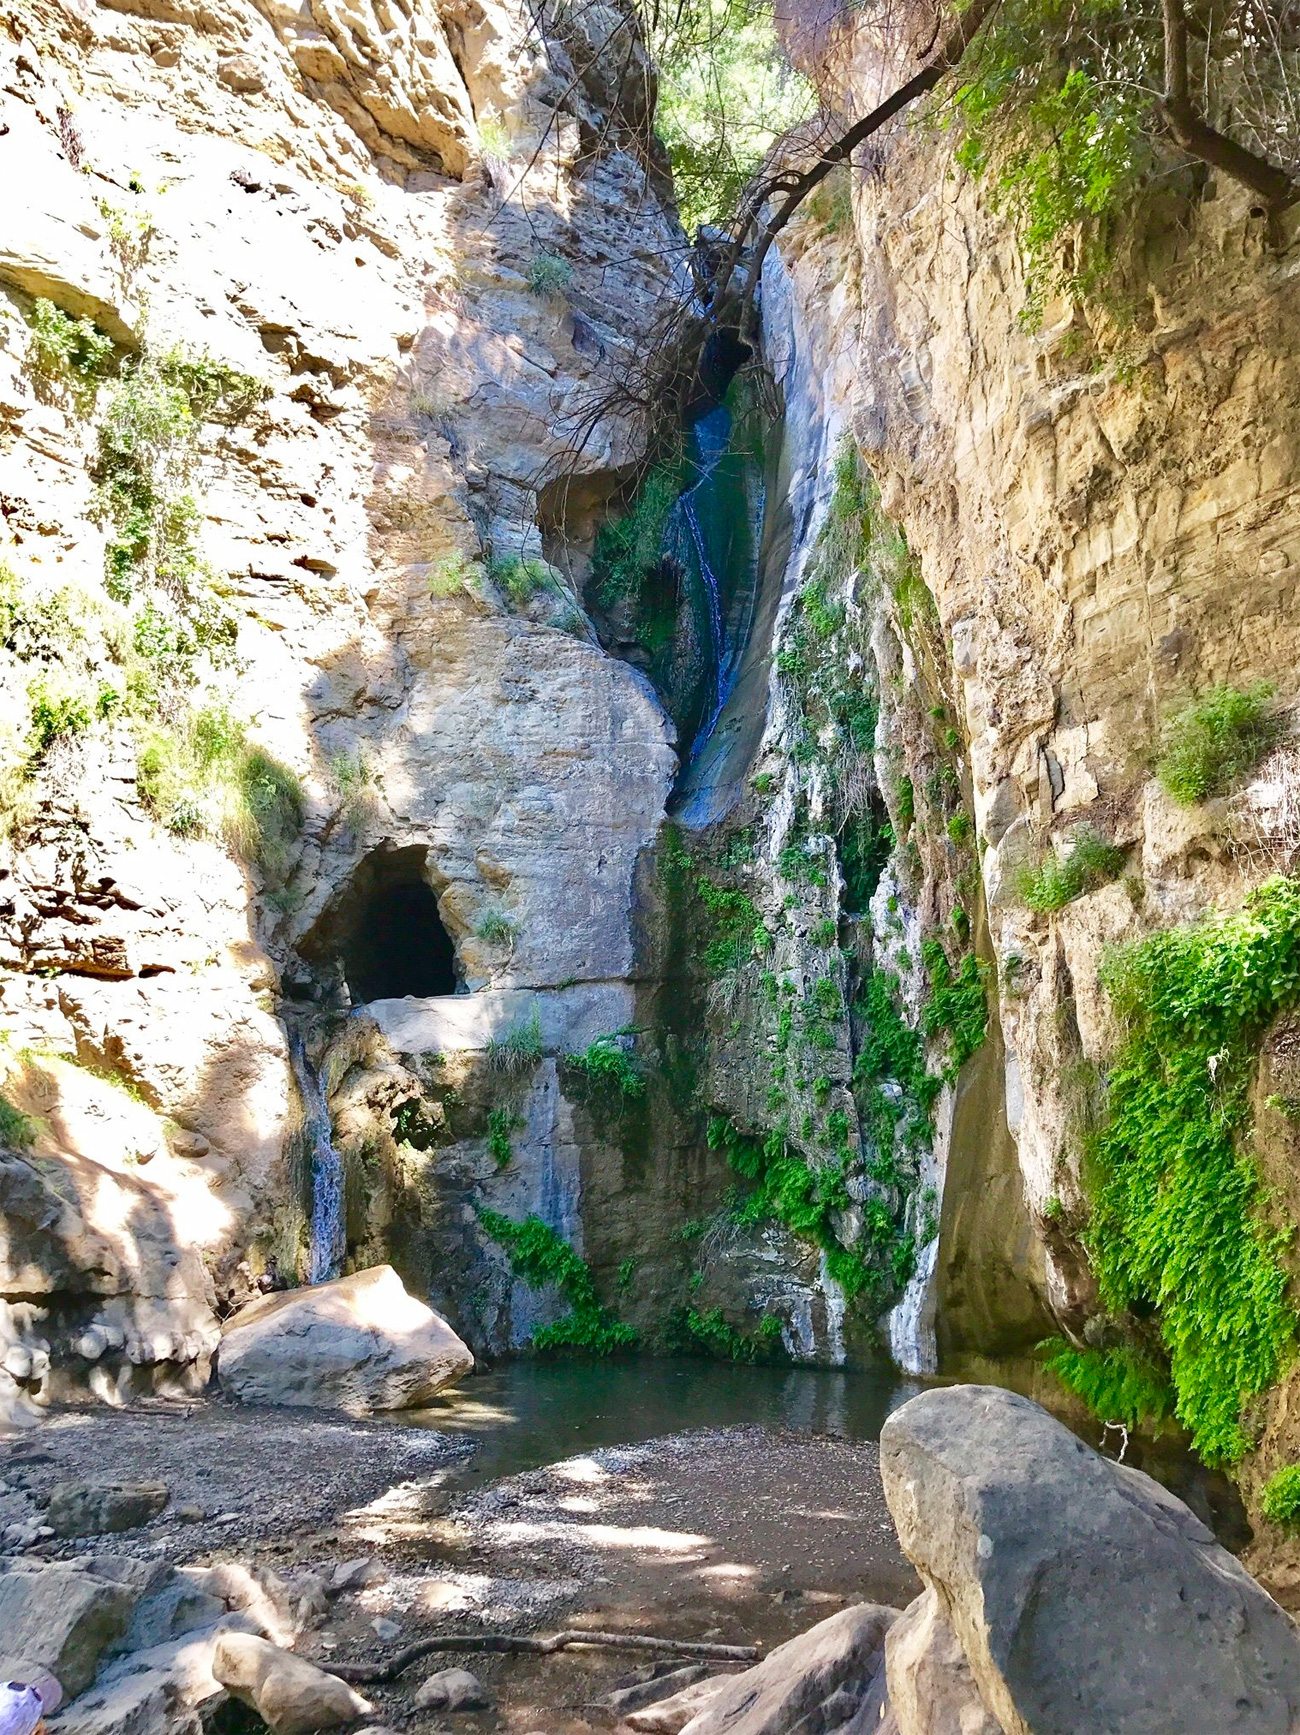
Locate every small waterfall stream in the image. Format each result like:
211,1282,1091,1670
289,1033,346,1285
670,405,740,755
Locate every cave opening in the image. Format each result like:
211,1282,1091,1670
335,847,459,1003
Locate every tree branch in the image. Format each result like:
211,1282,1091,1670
1160,0,1298,209
325,1628,762,1686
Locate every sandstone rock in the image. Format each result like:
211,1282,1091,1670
626,1674,736,1734
217,55,265,93
880,1385,1300,1735
412,1667,491,1711
676,1605,898,1735
217,1265,472,1413
0,1558,139,1697
212,1633,372,1734
47,1480,170,1538
885,1590,1000,1735
601,1666,710,1717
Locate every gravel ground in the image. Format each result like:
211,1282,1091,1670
2,1401,919,1735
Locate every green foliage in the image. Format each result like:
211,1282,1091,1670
486,1106,520,1168
0,1092,36,1150
840,806,892,912
592,454,685,609
805,163,853,234
1080,877,1300,1462
1156,684,1278,807
479,1209,637,1355
484,1009,544,1076
1040,1337,1176,1432
476,910,516,946
670,1304,783,1362
695,875,768,974
136,706,302,869
922,941,989,1079
566,1034,646,1100
945,810,972,847
949,3,1148,325
429,551,483,598
489,556,559,609
1015,825,1126,912
1261,1465,1300,1531
476,114,511,163
525,253,573,298
92,346,263,608
648,0,813,229
26,299,115,406
27,684,94,758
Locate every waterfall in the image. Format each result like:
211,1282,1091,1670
289,1034,345,1285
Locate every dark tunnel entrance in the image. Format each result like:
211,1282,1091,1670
334,847,459,1002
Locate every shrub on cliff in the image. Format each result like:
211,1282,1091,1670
1014,826,1125,912
1156,683,1279,806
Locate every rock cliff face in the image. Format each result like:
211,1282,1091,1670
0,0,679,1410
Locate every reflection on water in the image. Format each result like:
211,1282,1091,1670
393,1357,927,1486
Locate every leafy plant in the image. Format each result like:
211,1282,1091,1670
476,115,511,165
1261,1465,1300,1531
484,1009,544,1075
486,1106,521,1168
0,1092,36,1150
479,1209,636,1354
1156,684,1278,806
525,253,573,298
1040,1337,1176,1432
566,1034,646,1100
136,706,302,869
1075,876,1300,1462
1015,825,1126,912
669,1304,784,1363
429,551,482,598
921,941,988,1079
25,299,115,407
490,556,559,609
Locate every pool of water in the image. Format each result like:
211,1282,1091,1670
393,1356,927,1486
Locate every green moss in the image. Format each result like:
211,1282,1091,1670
1015,826,1126,913
1040,1337,1176,1433
479,1209,637,1354
1261,1464,1300,1531
566,1034,646,1100
1076,877,1300,1463
1156,684,1278,807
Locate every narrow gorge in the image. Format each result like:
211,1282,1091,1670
2,0,1300,1729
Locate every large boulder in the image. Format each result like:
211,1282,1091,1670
47,1480,170,1538
0,1558,142,1698
676,1604,897,1735
217,1265,473,1415
212,1633,372,1735
879,1385,1300,1735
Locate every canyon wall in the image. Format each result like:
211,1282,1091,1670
0,0,682,1411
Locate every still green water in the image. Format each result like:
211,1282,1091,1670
394,1357,926,1485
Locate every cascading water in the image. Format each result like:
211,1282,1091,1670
289,1033,346,1284
671,406,734,754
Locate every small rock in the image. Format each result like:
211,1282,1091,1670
217,54,266,93
45,1482,169,1539
330,1557,383,1593
213,1632,373,1735
412,1668,491,1712
172,1503,206,1524
370,1617,399,1641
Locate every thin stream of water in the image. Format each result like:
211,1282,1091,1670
289,1033,346,1285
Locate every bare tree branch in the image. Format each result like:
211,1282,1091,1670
1160,0,1299,207
326,1627,762,1685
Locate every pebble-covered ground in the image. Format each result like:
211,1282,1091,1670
3,1399,920,1735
